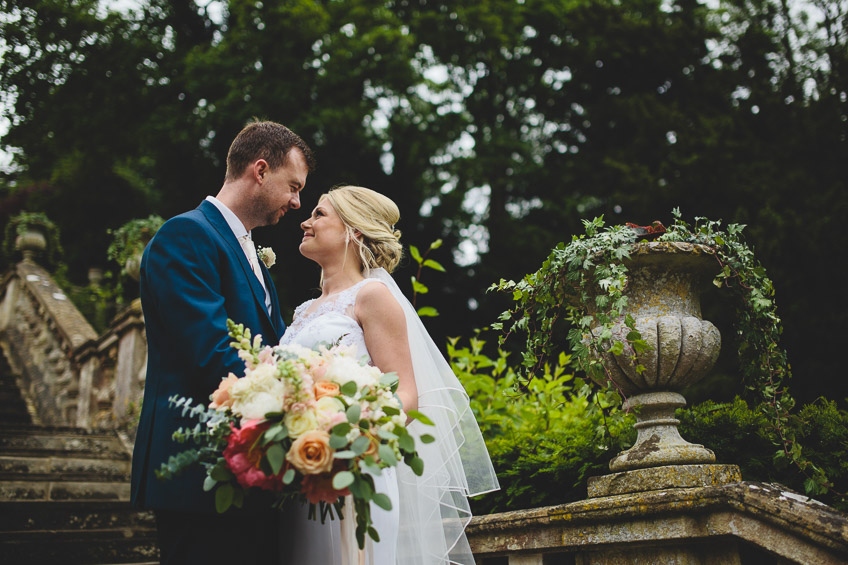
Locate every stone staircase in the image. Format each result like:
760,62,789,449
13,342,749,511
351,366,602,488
0,353,159,564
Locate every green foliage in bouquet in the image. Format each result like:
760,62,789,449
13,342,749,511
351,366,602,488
154,395,237,509
156,320,434,549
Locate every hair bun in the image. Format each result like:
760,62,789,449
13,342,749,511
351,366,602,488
323,185,404,273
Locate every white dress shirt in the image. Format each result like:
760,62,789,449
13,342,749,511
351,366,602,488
205,196,272,314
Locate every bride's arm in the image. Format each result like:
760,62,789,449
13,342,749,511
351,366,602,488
356,282,418,413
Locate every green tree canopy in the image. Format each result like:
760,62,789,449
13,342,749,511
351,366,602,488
2,0,846,402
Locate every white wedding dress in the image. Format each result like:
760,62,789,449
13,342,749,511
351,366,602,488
279,278,399,565
279,269,499,565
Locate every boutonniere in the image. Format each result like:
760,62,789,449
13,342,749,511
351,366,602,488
257,246,276,268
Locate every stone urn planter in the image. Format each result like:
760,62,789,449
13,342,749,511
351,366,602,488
15,227,48,264
592,241,722,472
107,216,163,283
124,253,142,281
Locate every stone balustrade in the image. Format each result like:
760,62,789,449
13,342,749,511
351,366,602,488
2,251,847,563
0,259,146,432
467,480,848,564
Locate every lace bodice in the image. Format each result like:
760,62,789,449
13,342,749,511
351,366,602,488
280,279,381,361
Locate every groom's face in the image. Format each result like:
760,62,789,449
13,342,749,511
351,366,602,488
258,148,309,226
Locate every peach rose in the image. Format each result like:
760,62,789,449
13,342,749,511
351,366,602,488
209,373,239,410
287,430,334,475
314,381,340,400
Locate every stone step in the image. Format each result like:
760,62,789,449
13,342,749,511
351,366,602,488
0,389,26,401
0,480,131,501
0,455,131,480
0,410,32,425
0,423,124,436
0,528,159,565
0,500,155,532
0,429,130,460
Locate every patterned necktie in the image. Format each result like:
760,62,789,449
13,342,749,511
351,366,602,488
240,235,264,283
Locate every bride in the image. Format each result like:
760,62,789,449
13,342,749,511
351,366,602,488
279,185,499,564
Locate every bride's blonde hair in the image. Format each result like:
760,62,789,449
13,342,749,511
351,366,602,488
322,185,403,274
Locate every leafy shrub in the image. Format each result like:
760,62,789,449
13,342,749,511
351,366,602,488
450,334,848,514
448,334,635,514
679,397,848,511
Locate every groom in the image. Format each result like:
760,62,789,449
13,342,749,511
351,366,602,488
130,121,314,564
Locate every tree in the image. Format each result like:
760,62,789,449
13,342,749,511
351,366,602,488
1,0,846,403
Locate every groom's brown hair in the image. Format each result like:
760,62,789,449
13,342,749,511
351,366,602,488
225,120,315,181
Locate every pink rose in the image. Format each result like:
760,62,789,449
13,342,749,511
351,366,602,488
209,373,239,410
223,419,282,491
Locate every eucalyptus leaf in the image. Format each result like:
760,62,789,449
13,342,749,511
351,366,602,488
346,404,361,424
330,434,349,449
378,445,398,466
266,443,285,475
351,435,371,455
203,475,217,492
407,410,434,426
215,483,234,513
372,492,392,511
332,471,355,490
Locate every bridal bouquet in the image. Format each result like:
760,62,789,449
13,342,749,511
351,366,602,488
156,320,433,547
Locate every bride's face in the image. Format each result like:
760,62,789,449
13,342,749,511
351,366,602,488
300,198,349,262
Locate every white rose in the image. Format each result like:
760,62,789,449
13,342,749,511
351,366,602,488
247,362,279,381
275,343,317,360
230,371,285,420
315,396,345,414
285,409,319,438
324,356,378,390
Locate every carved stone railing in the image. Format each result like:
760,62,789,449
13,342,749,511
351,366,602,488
467,481,848,564
2,237,847,564
0,259,146,431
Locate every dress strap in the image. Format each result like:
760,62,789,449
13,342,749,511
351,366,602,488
333,278,380,319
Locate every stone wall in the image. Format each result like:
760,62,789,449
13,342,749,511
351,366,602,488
467,481,848,564
0,260,146,430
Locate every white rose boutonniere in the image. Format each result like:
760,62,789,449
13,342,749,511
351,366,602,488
257,246,276,268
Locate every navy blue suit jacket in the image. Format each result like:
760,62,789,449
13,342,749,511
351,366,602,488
131,200,286,512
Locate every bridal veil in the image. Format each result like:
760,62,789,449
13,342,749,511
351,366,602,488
367,268,499,564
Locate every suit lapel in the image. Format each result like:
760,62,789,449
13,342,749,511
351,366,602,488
197,200,274,330
260,262,285,337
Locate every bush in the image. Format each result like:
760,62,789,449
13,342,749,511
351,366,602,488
680,397,848,511
448,335,634,514
450,335,848,514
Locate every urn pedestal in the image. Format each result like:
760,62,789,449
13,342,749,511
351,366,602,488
587,241,740,497
15,228,47,264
